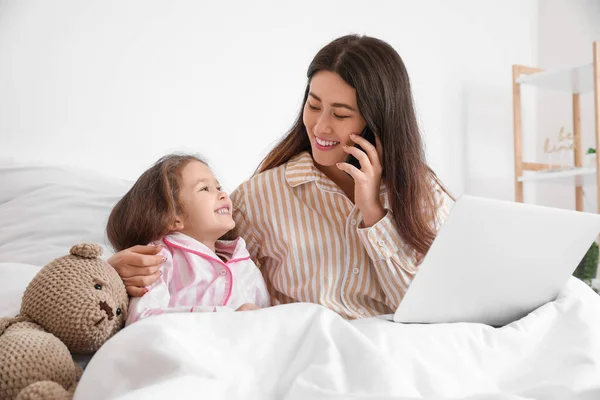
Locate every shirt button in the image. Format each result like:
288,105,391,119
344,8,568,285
352,268,359,275
378,240,385,247
350,219,357,226
219,270,226,276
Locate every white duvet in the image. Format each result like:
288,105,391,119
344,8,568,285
1,163,599,399
75,277,600,400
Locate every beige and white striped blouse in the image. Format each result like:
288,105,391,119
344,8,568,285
230,151,451,319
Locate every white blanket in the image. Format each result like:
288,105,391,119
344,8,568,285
75,277,600,400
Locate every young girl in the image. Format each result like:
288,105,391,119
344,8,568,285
106,154,270,325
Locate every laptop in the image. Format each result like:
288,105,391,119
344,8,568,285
392,195,600,326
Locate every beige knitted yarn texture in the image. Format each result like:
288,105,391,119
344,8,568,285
0,243,129,400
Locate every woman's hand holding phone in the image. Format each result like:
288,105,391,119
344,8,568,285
345,126,377,170
336,128,386,228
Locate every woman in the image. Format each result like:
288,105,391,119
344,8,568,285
108,34,452,319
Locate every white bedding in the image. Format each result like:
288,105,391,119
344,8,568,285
2,162,600,400
75,277,600,400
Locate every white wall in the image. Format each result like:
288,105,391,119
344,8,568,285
534,0,600,211
0,0,538,197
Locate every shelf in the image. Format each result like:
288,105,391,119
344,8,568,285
518,166,596,183
516,63,594,94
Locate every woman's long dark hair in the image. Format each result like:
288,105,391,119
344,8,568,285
255,34,451,256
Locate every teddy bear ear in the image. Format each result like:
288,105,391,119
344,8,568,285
70,243,103,259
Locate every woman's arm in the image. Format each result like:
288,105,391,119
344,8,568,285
338,132,453,309
356,186,451,309
107,245,164,297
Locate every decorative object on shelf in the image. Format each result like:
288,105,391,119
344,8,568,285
543,126,575,154
574,241,599,293
543,126,574,169
586,147,597,167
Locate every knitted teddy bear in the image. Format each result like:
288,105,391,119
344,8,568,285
0,243,129,400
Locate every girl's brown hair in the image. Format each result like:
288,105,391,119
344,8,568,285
106,154,206,252
255,34,452,256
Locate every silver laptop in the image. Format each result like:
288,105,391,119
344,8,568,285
393,195,600,326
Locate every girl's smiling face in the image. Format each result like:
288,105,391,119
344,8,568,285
171,161,234,248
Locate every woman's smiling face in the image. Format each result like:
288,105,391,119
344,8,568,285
303,70,367,168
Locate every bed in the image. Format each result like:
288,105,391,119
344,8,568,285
1,160,600,400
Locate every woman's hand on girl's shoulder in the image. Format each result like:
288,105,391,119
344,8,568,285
107,245,165,297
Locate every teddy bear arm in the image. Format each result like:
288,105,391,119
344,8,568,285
12,345,82,400
1,323,79,400
15,381,71,400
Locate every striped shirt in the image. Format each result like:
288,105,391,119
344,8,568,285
126,232,271,325
230,151,451,320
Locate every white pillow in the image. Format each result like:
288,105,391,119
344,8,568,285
0,162,132,265
0,262,42,317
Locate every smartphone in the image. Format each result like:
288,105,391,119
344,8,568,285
345,125,377,170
